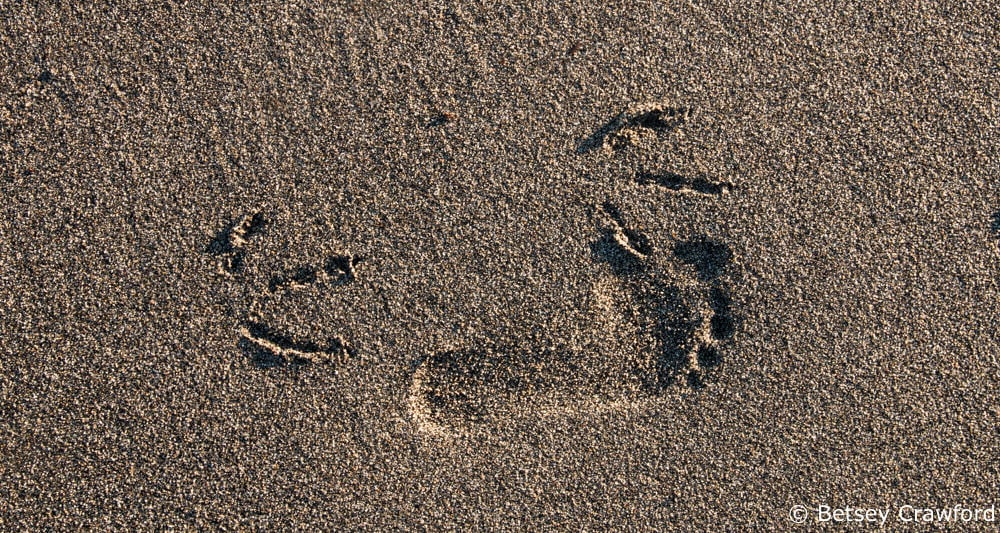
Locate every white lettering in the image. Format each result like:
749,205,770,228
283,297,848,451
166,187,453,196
898,505,914,522
822,503,995,524
817,505,831,522
814,505,889,523
877,507,889,526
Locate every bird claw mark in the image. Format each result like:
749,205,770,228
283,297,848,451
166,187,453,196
599,201,654,259
239,321,354,369
581,103,738,197
206,213,360,369
206,212,266,274
268,254,362,293
625,106,693,131
427,111,457,127
636,171,735,196
578,104,694,153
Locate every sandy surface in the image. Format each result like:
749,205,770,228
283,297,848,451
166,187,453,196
2,1,999,529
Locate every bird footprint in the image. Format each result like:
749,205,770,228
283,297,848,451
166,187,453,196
206,212,359,368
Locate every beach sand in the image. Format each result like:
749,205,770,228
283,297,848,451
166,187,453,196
2,1,998,529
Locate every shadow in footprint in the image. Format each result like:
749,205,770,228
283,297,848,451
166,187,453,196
240,320,352,369
590,207,703,392
636,171,735,196
596,214,738,391
991,212,1000,236
673,238,732,282
636,277,702,392
577,116,628,153
206,213,266,274
577,106,692,153
708,287,736,341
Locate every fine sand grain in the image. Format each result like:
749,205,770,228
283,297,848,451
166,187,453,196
2,1,998,529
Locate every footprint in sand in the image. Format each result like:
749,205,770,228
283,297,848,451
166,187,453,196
408,204,738,431
409,104,741,434
593,202,737,390
206,212,360,368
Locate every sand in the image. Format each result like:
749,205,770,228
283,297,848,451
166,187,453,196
2,1,998,529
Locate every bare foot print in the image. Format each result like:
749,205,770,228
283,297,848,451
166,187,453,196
408,203,739,433
410,103,741,435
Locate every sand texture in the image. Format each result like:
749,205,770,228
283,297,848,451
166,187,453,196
2,1,999,529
